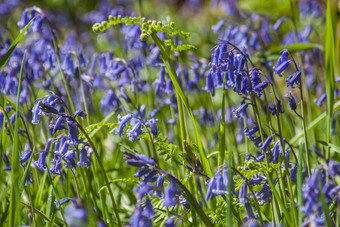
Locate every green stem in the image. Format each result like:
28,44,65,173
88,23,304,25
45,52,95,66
75,120,121,226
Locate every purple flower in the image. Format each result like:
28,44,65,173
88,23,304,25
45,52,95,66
163,179,178,207
203,71,215,96
77,147,91,167
233,103,248,118
64,149,76,169
20,143,32,167
50,158,62,175
66,118,79,145
239,182,248,203
165,216,175,227
127,122,143,142
123,151,156,168
55,197,71,210
261,136,272,152
142,198,154,219
253,81,268,96
286,71,301,88
290,165,298,183
2,153,11,171
52,116,64,135
314,93,327,107
245,202,256,219
113,114,134,137
153,67,167,95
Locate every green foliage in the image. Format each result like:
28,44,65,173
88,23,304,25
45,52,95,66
92,15,190,41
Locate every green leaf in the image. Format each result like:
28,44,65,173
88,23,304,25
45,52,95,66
0,18,35,72
324,0,336,159
175,44,196,52
9,51,26,227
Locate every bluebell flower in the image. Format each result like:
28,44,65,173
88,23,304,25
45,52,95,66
244,125,259,140
127,122,143,142
20,143,32,167
64,149,76,169
55,197,71,210
233,103,248,118
328,160,340,177
64,202,88,227
163,179,178,207
314,93,327,107
50,158,62,175
286,71,301,88
99,89,121,115
33,139,52,172
113,114,134,137
205,176,216,201
66,118,79,145
165,216,175,227
2,153,11,171
58,138,69,156
62,53,74,76
142,198,154,219
123,151,156,168
136,184,154,201
52,116,64,135
154,175,164,197
261,136,272,152
146,119,159,137
203,71,215,96
210,47,220,68
273,142,281,164
245,202,257,220
130,202,151,227
290,165,298,183
239,182,248,203
77,147,91,167
274,60,292,76
212,20,225,34
272,17,285,33
253,81,268,96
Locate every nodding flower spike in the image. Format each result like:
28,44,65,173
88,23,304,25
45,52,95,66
233,103,248,118
286,71,301,88
261,136,273,152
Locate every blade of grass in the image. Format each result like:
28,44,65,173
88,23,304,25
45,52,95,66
325,0,336,159
290,100,340,145
9,51,26,227
0,18,35,72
